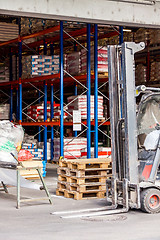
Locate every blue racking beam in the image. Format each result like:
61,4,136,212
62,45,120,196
16,87,19,120
38,89,42,142
44,40,47,55
60,21,64,158
9,48,13,122
10,87,13,122
51,84,54,160
74,83,78,137
50,42,54,161
18,40,22,123
50,43,54,55
94,24,98,158
87,23,91,159
119,26,123,44
44,82,47,163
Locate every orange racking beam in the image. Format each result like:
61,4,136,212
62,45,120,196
0,73,108,89
21,120,110,126
27,27,91,49
0,25,60,47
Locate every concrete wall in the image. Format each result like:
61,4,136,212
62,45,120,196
0,0,160,27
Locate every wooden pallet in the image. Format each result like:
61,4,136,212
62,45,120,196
58,174,109,184
59,158,111,170
57,167,112,177
58,181,106,192
56,188,65,197
64,189,106,200
56,188,106,200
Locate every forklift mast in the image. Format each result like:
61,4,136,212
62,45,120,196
107,42,145,209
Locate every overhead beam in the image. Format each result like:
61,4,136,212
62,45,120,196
0,0,160,28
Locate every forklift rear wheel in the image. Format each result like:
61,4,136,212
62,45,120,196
141,188,160,214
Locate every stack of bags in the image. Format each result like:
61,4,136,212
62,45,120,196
150,61,160,82
81,46,108,73
22,55,32,79
0,104,10,119
148,29,160,46
27,101,51,121
135,64,147,83
67,95,104,120
67,52,81,75
31,55,59,76
0,65,9,82
21,134,46,177
27,101,68,121
81,147,111,159
135,28,151,45
53,137,87,161
38,141,51,161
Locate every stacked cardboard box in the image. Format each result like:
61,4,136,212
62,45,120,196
53,137,87,161
67,95,104,119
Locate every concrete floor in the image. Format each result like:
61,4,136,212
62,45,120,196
0,164,160,240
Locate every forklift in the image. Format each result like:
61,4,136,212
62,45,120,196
107,41,160,214
53,42,160,218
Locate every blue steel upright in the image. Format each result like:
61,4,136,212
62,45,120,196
16,88,19,120
10,87,13,121
44,82,47,163
50,42,54,161
119,26,123,45
87,24,91,158
38,88,41,142
18,40,22,123
60,21,64,158
94,24,98,158
51,84,54,160
74,83,78,137
9,48,13,121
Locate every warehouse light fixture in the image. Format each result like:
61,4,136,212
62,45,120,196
123,29,132,32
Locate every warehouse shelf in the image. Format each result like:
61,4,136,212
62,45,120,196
0,19,115,165
0,24,60,47
0,73,108,88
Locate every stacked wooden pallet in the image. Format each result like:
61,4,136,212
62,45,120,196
56,158,112,200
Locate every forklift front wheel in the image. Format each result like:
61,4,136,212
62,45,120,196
141,188,160,214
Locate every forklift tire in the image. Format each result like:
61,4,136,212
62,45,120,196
141,188,160,214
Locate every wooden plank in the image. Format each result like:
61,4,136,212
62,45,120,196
67,162,111,170
66,175,108,185
67,168,112,177
59,158,111,164
59,158,111,170
56,188,65,197
57,181,106,192
64,189,106,200
57,166,112,177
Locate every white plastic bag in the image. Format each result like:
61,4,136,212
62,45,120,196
0,121,24,165
144,130,160,150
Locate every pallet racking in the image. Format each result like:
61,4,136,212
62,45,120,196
0,18,121,173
